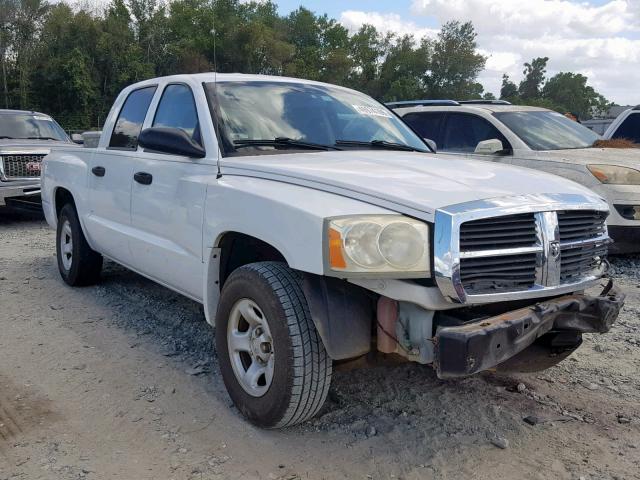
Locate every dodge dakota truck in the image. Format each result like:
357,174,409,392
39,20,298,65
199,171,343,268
1,109,75,210
41,74,624,428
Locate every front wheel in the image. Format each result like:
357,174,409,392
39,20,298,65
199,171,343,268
216,262,332,428
56,203,103,286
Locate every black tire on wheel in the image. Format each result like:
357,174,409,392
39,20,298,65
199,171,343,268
56,203,103,286
216,261,332,428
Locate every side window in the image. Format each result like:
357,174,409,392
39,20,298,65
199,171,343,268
153,84,202,145
612,113,640,143
402,112,444,147
109,86,157,149
441,113,510,153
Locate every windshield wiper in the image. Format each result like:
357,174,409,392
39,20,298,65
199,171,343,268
335,139,428,152
233,137,340,151
24,136,60,141
0,136,15,139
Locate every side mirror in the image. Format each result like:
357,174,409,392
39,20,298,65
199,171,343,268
423,138,437,152
71,133,84,144
138,127,206,158
474,139,504,155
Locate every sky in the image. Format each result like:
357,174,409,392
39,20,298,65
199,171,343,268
274,0,640,105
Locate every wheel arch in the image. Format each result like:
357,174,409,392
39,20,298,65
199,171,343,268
203,231,289,326
203,231,375,361
54,186,76,219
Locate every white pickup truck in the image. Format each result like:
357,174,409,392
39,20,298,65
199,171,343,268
42,74,624,428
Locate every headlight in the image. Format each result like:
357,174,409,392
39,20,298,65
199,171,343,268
588,164,640,185
326,215,430,276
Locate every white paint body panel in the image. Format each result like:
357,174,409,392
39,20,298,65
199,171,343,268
41,74,607,320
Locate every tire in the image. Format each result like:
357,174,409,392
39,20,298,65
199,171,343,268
56,203,103,286
216,261,332,428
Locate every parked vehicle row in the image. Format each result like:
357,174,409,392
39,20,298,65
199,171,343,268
41,74,624,428
391,100,640,253
0,109,76,210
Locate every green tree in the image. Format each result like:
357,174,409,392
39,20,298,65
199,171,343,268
30,3,101,127
500,73,518,100
542,72,611,119
378,35,430,101
425,21,486,99
518,56,548,100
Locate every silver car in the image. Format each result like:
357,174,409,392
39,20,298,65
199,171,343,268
0,109,76,210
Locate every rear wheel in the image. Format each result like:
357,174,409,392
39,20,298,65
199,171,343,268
216,262,332,428
56,204,103,286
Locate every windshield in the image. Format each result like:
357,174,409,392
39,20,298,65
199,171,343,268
205,81,429,155
0,113,69,141
494,111,600,151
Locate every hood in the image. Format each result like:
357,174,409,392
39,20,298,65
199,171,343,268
221,150,600,216
0,139,75,152
533,147,640,167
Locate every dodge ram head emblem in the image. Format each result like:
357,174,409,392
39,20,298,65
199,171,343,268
550,241,561,259
26,162,41,174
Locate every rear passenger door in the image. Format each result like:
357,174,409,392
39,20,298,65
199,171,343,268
127,83,209,301
86,85,156,264
611,112,640,143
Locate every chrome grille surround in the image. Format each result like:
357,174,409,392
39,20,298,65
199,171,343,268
435,193,611,304
0,151,48,181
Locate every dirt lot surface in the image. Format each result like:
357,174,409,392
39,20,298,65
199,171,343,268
1,213,639,480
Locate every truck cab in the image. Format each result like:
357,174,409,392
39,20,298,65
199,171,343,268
42,75,624,428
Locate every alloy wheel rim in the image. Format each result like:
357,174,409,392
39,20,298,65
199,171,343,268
60,220,73,271
227,298,274,397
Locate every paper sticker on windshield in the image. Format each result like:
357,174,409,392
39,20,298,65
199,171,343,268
352,105,393,118
33,115,52,121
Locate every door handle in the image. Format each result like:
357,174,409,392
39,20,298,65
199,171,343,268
91,166,106,177
134,172,153,185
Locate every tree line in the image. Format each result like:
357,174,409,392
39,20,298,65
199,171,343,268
501,57,612,120
0,0,611,130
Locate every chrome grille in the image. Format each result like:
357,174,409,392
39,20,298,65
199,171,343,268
558,211,609,283
449,209,609,300
459,214,538,294
558,211,607,242
459,252,537,294
459,213,537,251
1,154,46,179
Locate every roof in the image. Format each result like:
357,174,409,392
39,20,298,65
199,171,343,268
0,109,49,117
391,102,550,114
124,73,362,95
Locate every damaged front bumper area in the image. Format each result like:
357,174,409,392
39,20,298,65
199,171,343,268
435,281,625,378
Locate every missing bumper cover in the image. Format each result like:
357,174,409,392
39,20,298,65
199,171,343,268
434,280,625,378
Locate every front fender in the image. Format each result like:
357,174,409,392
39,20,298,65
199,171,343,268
202,175,393,274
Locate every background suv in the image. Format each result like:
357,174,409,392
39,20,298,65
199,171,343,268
391,100,640,253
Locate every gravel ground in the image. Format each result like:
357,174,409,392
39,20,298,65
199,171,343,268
1,213,639,480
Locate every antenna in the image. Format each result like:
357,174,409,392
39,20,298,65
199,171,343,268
211,4,222,179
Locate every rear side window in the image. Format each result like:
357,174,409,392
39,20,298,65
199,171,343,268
612,113,640,143
441,113,510,153
153,84,202,145
109,86,157,149
402,112,445,147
